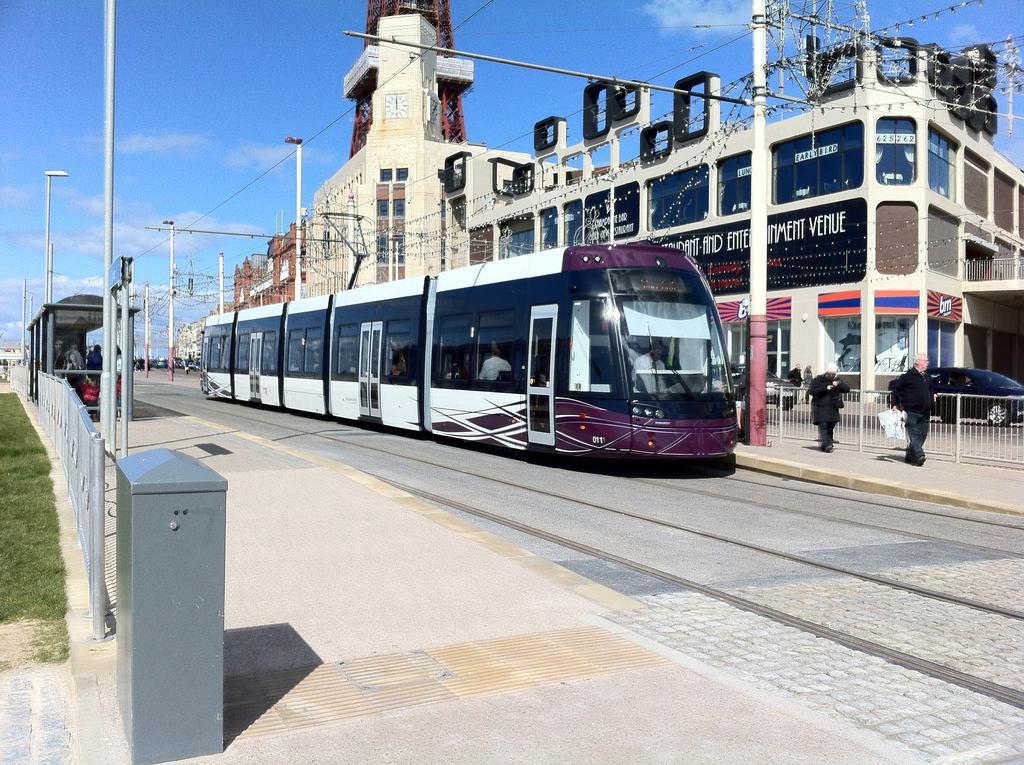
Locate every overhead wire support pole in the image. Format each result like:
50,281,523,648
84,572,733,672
101,0,117,450
343,31,755,106
218,251,225,314
748,0,769,447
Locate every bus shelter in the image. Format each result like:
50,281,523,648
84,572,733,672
26,294,137,418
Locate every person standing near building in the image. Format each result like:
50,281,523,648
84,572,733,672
787,363,803,387
891,353,934,466
808,363,850,452
802,364,813,403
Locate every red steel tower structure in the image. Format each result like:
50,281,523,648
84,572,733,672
348,0,469,157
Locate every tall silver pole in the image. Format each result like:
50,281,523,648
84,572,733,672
43,175,52,304
747,0,769,447
101,0,117,448
144,282,150,377
168,225,175,382
295,142,303,301
21,280,27,363
218,250,225,314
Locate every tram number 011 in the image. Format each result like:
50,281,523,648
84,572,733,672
591,435,606,445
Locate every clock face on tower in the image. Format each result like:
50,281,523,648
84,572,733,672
383,94,408,120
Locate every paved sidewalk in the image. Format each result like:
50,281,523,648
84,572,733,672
52,407,909,764
736,440,1024,516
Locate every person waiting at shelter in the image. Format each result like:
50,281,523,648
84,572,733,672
479,343,511,381
86,344,102,370
808,363,850,452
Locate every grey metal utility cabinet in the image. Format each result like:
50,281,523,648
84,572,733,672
116,448,228,765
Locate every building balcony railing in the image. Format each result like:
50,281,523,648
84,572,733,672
964,257,1023,282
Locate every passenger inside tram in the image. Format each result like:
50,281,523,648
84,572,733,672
479,342,512,381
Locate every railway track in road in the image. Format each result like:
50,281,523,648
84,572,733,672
376,478,1024,714
159,397,1024,620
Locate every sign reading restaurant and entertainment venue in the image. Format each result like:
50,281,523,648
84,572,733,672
654,198,868,295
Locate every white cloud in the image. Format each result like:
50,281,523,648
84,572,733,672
0,185,32,208
948,24,980,46
641,0,749,32
222,141,330,170
118,132,211,156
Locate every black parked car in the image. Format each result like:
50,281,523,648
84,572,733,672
925,367,1024,426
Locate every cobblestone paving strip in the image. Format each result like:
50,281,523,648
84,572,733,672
876,558,1024,614
731,578,1024,692
610,592,1024,764
0,668,72,765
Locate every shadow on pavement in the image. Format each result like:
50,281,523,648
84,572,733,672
223,623,322,746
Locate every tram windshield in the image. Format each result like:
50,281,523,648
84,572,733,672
611,269,731,400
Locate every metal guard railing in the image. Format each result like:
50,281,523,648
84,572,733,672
22,372,109,639
767,387,1024,469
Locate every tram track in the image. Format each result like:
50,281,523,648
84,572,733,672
372,478,1024,713
160,397,1024,620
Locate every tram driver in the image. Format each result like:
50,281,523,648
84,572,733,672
633,341,666,394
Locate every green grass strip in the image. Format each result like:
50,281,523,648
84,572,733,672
0,393,68,662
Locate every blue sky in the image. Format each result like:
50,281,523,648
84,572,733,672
1,0,1021,348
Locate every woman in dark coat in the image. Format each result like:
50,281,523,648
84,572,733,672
808,363,850,452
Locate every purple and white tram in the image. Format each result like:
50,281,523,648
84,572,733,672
201,242,738,458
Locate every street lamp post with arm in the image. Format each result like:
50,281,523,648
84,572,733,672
163,219,175,381
43,170,69,304
285,136,303,301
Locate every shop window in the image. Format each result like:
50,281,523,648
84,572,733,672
927,319,956,367
333,324,359,381
875,118,915,185
875,316,914,374
648,164,709,230
540,207,558,249
823,316,861,373
927,130,956,200
773,122,863,204
718,152,751,215
564,200,583,246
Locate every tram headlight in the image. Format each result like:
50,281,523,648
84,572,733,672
632,406,641,415
643,408,653,417
655,410,664,418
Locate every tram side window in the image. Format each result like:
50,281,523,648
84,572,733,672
208,337,221,371
304,327,323,375
476,310,515,386
202,338,210,369
569,300,616,395
386,320,411,383
287,330,304,374
436,314,473,385
237,333,250,374
262,332,278,375
333,324,359,381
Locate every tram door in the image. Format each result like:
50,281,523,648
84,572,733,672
526,305,557,447
249,332,263,401
358,321,383,418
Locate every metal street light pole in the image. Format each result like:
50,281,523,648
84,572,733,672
163,220,175,382
285,136,303,301
43,170,69,304
144,282,150,378
748,0,769,446
100,0,117,449
218,250,225,314
21,280,27,363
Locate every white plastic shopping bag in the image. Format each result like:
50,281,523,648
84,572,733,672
878,408,906,440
